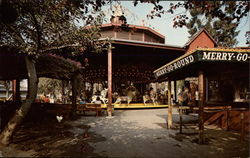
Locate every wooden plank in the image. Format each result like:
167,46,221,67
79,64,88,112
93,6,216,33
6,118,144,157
77,103,102,116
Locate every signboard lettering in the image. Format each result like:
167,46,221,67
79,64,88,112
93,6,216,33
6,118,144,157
202,52,249,61
236,53,248,61
155,51,249,78
155,55,194,77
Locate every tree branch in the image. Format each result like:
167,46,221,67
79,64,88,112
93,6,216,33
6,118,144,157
40,43,81,53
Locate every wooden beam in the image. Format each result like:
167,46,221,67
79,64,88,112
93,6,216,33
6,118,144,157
167,79,172,129
12,80,16,101
71,74,78,117
174,80,177,104
107,44,113,117
198,71,205,144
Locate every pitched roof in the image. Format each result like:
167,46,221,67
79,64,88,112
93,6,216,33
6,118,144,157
184,28,218,47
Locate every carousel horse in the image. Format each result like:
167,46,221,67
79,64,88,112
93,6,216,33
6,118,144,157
114,90,135,105
100,88,108,104
114,96,133,105
143,95,157,105
143,92,157,105
91,88,108,104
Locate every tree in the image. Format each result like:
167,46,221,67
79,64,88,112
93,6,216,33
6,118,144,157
0,0,110,146
245,31,250,46
134,0,250,47
184,1,241,47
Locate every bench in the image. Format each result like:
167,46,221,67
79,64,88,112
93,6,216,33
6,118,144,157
43,103,72,118
77,103,102,116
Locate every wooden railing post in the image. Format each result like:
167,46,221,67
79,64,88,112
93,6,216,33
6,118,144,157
179,106,183,134
71,74,78,117
226,108,229,131
240,112,245,141
198,71,205,144
12,80,16,101
167,79,172,129
12,79,21,102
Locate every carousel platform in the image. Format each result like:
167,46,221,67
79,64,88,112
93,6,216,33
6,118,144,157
101,103,168,109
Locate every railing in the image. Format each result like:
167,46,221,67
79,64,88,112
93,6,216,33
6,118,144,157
177,105,248,141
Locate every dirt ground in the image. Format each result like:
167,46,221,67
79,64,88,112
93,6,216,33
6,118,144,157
0,108,249,157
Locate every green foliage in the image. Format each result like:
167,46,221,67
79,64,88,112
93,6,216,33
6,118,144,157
134,1,249,47
245,31,250,46
0,0,111,58
185,1,241,47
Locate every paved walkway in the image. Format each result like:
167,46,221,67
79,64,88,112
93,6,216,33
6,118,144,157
0,108,249,157
68,108,249,158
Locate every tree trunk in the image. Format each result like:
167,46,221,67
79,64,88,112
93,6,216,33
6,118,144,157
0,56,38,146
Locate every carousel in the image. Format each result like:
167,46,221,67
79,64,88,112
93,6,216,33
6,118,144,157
79,14,185,109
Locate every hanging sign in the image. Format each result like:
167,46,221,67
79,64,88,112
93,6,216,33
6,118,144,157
155,54,195,78
154,50,250,78
200,51,249,62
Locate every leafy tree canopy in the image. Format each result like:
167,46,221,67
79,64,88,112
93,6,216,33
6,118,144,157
134,0,250,47
0,0,111,58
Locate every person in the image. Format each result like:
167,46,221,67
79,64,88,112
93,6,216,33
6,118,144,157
143,91,150,105
79,98,86,104
178,87,189,106
114,94,122,105
44,95,50,103
149,87,155,98
178,86,191,114
149,87,156,105
126,83,136,104
189,82,198,107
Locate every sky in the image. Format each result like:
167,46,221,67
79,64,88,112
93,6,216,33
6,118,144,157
100,1,250,47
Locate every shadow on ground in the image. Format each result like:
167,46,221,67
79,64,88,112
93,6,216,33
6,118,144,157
10,118,106,157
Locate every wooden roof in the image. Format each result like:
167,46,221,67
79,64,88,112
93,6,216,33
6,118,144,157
82,39,185,83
